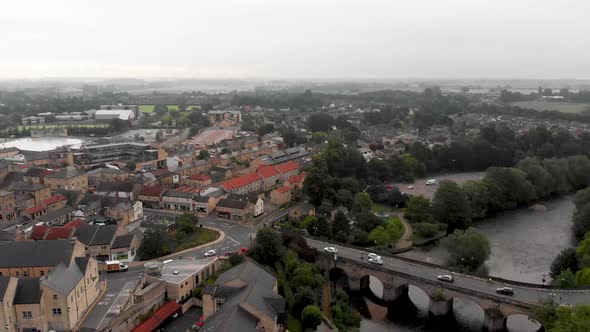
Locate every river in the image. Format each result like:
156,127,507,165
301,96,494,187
358,195,576,332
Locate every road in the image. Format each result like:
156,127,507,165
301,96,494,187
306,238,590,306
79,214,256,331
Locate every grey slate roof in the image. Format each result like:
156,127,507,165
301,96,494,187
163,190,196,199
13,182,48,192
45,167,84,179
42,262,84,295
14,278,42,304
201,261,284,332
0,240,75,268
217,198,248,210
74,224,118,246
23,167,46,177
75,257,90,274
0,276,11,300
111,234,134,249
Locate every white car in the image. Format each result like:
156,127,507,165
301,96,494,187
437,274,454,283
204,249,217,257
367,253,381,260
324,247,338,254
407,185,415,189
368,257,383,265
425,179,437,186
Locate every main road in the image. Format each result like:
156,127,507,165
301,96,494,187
306,238,590,306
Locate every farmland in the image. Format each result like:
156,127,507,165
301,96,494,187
510,101,590,114
139,105,180,113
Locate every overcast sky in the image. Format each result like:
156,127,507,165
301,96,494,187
1,0,589,79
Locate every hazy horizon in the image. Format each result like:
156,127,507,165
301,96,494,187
2,0,590,80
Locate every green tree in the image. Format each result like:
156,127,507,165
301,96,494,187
303,156,332,206
404,195,433,224
573,204,590,240
332,210,350,241
177,213,199,235
301,305,323,330
414,222,440,238
351,192,372,216
574,268,590,286
576,233,590,267
550,248,580,278
300,216,331,238
369,216,404,247
154,104,168,116
462,180,490,219
441,227,490,272
290,263,323,289
553,268,576,288
198,149,210,160
431,180,471,232
311,131,329,144
292,287,315,318
517,157,554,199
138,225,169,260
228,253,245,266
307,113,334,132
333,189,354,209
251,228,285,265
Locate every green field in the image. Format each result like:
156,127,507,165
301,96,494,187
139,105,179,113
510,101,590,114
17,124,109,130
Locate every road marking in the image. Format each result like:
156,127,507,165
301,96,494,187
221,247,230,251
97,281,135,329
226,235,240,244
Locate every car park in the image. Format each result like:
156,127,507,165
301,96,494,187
496,287,514,296
437,274,454,283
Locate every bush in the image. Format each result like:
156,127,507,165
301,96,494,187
550,248,580,278
229,253,245,266
441,227,490,272
301,305,323,330
193,287,203,300
414,222,440,238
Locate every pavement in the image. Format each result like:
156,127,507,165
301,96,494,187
78,213,257,331
306,238,590,306
387,172,485,200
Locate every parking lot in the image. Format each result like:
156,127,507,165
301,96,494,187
387,172,485,200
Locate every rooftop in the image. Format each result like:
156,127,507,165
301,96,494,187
0,240,76,268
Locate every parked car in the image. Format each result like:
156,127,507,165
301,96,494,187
437,274,454,283
496,287,514,296
407,185,414,189
368,257,383,265
324,247,338,254
204,249,217,257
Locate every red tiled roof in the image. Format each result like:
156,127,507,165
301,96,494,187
175,186,201,193
276,161,299,174
26,205,46,215
131,301,181,332
256,165,280,179
42,194,66,206
64,218,86,229
222,173,261,190
139,186,166,197
276,185,291,194
30,225,49,240
151,168,172,177
288,172,307,184
188,173,211,181
45,227,72,240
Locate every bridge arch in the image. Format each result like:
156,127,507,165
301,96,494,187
407,283,430,311
450,296,485,326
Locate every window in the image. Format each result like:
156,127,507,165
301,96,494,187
40,270,44,276
0,272,3,277
15,272,19,277
22,311,32,319
53,294,58,300
23,271,29,277
215,298,225,312
52,308,62,316
101,245,108,250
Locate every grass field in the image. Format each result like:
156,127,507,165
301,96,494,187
371,203,395,215
139,105,179,113
510,101,590,114
171,228,220,252
17,124,109,130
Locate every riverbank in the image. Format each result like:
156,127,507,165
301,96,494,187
398,195,576,283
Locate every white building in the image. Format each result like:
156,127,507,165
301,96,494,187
95,109,136,121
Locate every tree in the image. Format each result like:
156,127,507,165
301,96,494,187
126,161,136,171
301,305,323,330
431,180,471,232
292,287,315,317
138,225,169,260
303,156,332,206
251,228,285,265
307,113,334,132
414,222,440,238
404,196,433,224
311,131,329,144
198,149,210,160
517,158,554,199
332,210,350,240
300,216,331,238
351,192,372,216
553,268,576,288
441,228,490,272
177,213,199,235
573,204,590,240
550,248,580,278
155,130,164,142
462,180,490,219
369,217,404,248
576,233,590,267
333,189,353,210
229,253,245,266
291,263,323,289
575,268,590,286
154,104,168,116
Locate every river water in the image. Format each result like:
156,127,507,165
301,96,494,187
359,195,576,332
